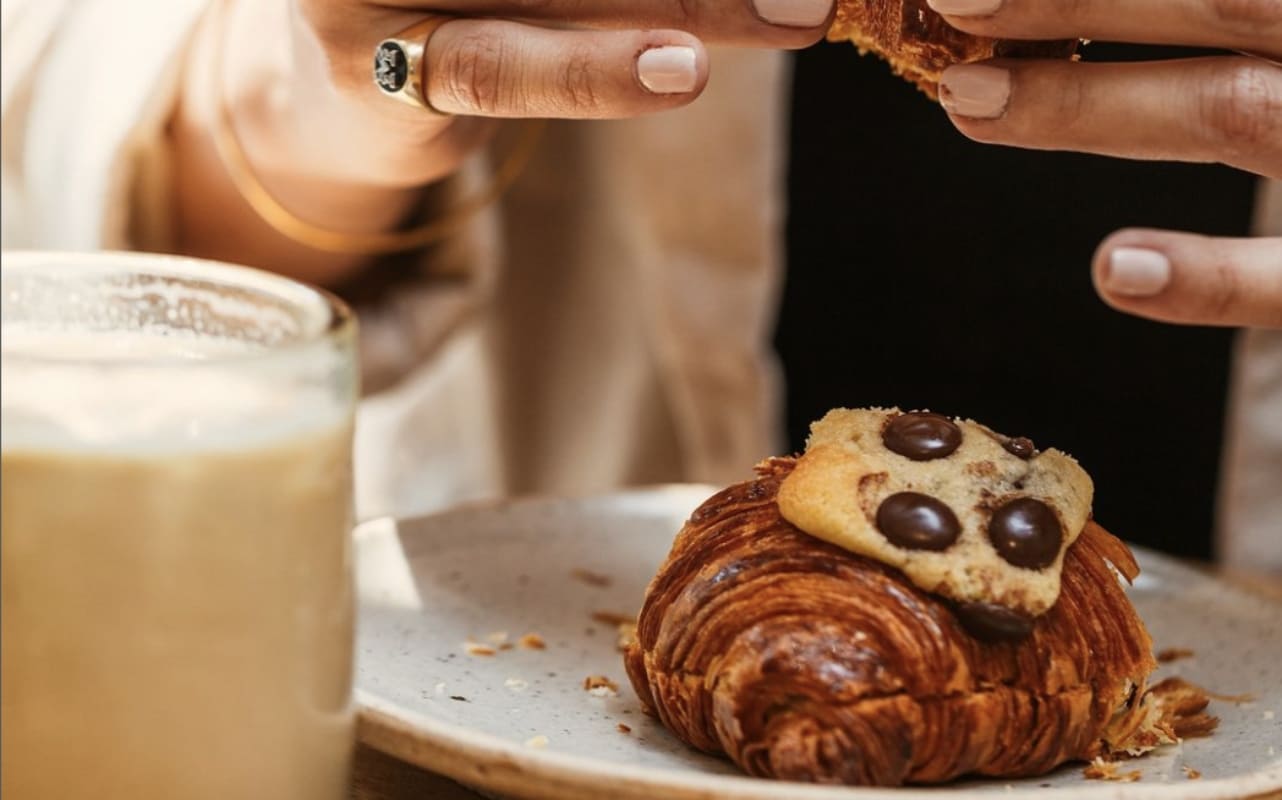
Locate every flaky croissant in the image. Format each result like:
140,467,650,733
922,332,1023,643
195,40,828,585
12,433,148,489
827,0,1077,97
624,458,1210,786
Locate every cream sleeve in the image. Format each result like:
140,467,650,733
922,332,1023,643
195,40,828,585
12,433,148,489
1,0,500,394
1,0,207,249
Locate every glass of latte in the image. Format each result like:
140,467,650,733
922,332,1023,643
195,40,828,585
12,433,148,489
1,252,358,800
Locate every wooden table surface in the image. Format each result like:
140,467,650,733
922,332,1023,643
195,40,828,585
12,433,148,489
351,743,487,800
349,566,1282,800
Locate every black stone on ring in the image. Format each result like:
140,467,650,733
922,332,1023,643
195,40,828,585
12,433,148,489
374,42,409,94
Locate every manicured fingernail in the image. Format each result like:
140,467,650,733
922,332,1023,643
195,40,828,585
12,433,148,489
926,0,1003,15
637,46,698,94
939,64,1011,119
1106,248,1172,296
753,0,833,27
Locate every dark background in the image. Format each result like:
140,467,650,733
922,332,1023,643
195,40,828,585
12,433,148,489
776,42,1258,560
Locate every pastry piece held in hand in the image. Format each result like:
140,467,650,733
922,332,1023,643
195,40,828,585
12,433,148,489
827,0,1078,98
777,408,1092,621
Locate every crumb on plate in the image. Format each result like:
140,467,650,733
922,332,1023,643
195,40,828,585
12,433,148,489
505,678,529,691
519,632,547,650
590,610,634,627
1083,757,1141,782
584,675,620,697
615,621,638,652
1182,765,1202,780
525,735,548,749
464,642,497,657
617,723,632,734
1156,647,1195,663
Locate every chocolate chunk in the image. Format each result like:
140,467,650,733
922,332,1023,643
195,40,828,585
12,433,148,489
883,412,962,461
954,602,1034,642
875,492,961,551
1003,436,1036,460
988,497,1063,569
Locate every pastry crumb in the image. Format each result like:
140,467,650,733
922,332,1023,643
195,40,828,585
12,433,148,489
1263,710,1275,720
450,695,468,702
617,723,632,734
571,568,612,587
589,611,638,651
464,642,497,657
1156,647,1195,663
525,735,548,749
591,610,634,627
1084,758,1141,782
504,678,529,691
583,675,620,697
615,621,638,652
518,632,547,650
433,682,447,696
486,631,510,645
1182,765,1202,780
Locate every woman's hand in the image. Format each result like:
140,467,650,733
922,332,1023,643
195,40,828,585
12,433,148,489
287,0,834,186
175,0,833,283
1092,230,1282,327
925,0,1282,328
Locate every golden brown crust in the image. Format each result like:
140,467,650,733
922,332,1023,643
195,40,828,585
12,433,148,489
625,458,1180,785
827,0,1077,98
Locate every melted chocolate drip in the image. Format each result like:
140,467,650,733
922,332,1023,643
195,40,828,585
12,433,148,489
954,601,1035,642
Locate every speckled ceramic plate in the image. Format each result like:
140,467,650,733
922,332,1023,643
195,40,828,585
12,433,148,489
355,486,1282,800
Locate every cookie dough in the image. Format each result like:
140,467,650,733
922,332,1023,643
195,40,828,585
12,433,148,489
777,408,1093,620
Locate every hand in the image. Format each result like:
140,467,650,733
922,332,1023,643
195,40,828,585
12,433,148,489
175,0,833,283
1093,230,1282,328
926,0,1282,177
923,0,1282,328
245,0,835,188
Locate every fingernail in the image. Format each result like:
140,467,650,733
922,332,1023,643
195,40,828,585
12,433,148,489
1106,248,1172,296
926,0,1003,16
939,64,1011,119
637,46,698,94
752,0,833,27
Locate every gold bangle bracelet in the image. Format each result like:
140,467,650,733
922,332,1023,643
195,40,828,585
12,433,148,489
210,5,544,256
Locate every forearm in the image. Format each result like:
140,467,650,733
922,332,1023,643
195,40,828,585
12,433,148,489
169,0,423,288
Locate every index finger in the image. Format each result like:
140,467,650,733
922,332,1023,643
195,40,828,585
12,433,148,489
924,0,1282,57
367,0,835,47
1093,229,1282,328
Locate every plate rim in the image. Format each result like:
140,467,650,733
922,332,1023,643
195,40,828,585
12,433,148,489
355,485,1282,800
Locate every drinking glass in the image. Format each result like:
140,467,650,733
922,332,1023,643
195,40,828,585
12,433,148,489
1,251,358,800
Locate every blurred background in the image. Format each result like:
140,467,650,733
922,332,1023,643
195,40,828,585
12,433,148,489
779,42,1258,561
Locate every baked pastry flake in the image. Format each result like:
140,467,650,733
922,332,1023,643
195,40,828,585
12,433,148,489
827,0,1078,97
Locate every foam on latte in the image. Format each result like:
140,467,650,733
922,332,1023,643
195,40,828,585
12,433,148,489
1,328,346,453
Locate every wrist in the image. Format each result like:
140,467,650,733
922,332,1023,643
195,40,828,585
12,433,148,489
213,0,423,230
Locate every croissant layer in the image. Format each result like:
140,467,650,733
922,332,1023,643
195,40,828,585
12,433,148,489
625,458,1168,785
827,0,1077,97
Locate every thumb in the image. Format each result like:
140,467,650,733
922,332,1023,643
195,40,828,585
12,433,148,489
1092,230,1282,328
